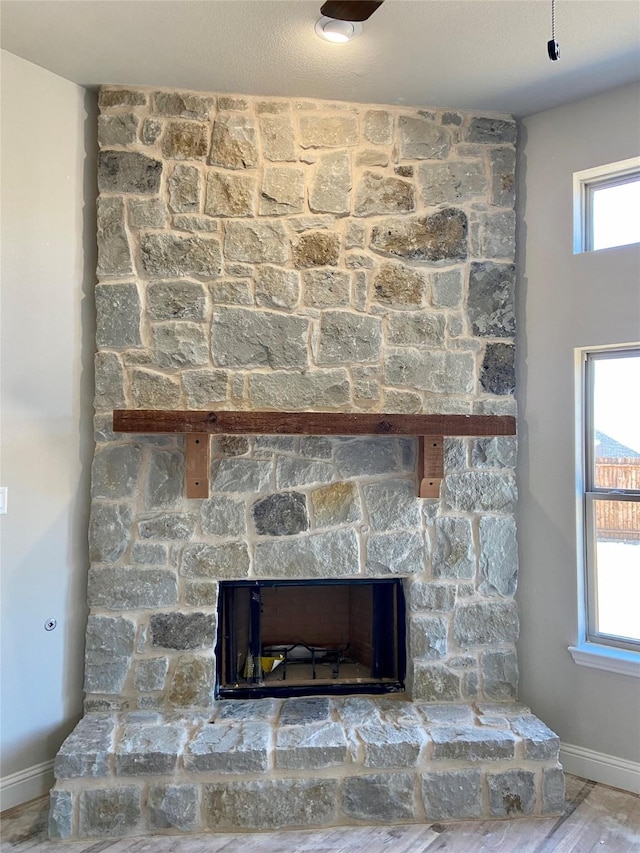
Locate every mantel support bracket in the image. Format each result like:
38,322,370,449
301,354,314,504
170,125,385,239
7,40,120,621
418,436,444,498
185,434,210,499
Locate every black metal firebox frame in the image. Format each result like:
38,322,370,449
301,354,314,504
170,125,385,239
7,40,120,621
215,578,407,699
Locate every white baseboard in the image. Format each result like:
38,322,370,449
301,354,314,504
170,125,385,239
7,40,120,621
560,742,640,794
0,760,54,812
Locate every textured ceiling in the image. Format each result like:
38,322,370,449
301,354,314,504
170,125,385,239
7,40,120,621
1,0,639,117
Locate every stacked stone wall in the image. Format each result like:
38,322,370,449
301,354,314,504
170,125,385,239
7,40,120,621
90,86,518,712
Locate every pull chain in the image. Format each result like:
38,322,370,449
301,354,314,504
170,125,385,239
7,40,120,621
548,0,560,61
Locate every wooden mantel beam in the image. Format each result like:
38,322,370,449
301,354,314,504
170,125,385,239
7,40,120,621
113,410,516,438
112,410,516,499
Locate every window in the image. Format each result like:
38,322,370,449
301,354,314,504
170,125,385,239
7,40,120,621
573,157,640,253
580,347,640,660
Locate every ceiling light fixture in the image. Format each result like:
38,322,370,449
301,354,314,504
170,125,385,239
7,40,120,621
315,16,362,43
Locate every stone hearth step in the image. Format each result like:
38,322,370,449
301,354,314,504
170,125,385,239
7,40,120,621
49,698,564,840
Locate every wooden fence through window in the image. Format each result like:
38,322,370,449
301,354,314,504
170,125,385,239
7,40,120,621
595,458,640,542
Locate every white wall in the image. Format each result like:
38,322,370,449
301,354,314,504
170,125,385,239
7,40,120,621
517,82,640,790
0,51,96,808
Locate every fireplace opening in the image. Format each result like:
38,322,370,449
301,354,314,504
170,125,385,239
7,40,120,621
216,578,406,698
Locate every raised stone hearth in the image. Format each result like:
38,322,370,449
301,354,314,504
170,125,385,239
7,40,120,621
50,698,563,839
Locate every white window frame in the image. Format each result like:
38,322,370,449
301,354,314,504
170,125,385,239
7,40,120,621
570,345,640,677
573,156,640,254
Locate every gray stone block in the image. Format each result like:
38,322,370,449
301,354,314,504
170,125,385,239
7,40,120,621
276,722,347,769
210,113,258,169
511,715,560,760
409,614,448,660
224,220,288,263
543,765,565,813
481,342,516,395
488,769,536,816
342,773,415,821
280,697,331,725
385,349,475,395
95,283,141,349
185,581,219,607
260,166,305,215
115,724,184,775
148,784,201,831
88,502,131,563
302,268,350,307
387,311,446,347
216,698,279,721
371,209,467,262
211,307,308,369
468,117,517,144
472,436,517,469
249,369,350,410
252,492,309,536
185,723,270,772
366,532,425,575
130,369,182,409
454,599,519,646
183,369,229,407
311,482,361,527
168,164,200,212
355,172,415,216
147,280,207,320
275,457,335,489
254,529,359,578
130,542,168,565
412,663,462,702
364,110,393,144
54,716,116,779
181,542,250,579
334,437,399,478
419,161,487,205
98,150,162,194
398,115,449,159
432,269,464,308
145,449,184,510
468,262,515,337
95,352,125,409
431,726,516,760
205,778,338,830
333,697,383,727
299,114,358,148
91,444,141,500
151,322,209,369
363,479,421,531
481,650,519,700
210,457,272,493
167,654,215,708
479,516,518,597
97,197,132,277
87,567,178,610
201,496,246,537
490,146,516,207
443,471,517,513
141,118,162,145
318,311,381,365
418,703,476,726
260,114,297,162
79,786,142,837
310,151,351,214
128,197,168,229
150,612,216,650
432,517,476,582
162,120,209,160
84,615,135,693
205,170,256,217
138,512,197,540
422,769,483,820
134,657,169,691
99,88,147,108
358,722,425,768
48,789,74,839
153,91,214,120
255,265,300,310
140,233,222,278
407,580,457,612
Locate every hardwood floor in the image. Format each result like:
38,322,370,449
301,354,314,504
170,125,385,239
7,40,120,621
1,775,638,852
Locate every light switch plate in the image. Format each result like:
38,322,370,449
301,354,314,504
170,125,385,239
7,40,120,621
0,487,7,514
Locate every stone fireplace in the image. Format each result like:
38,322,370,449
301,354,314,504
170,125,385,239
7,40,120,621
48,85,563,839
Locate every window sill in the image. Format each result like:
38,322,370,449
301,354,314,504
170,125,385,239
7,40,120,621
569,643,640,677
